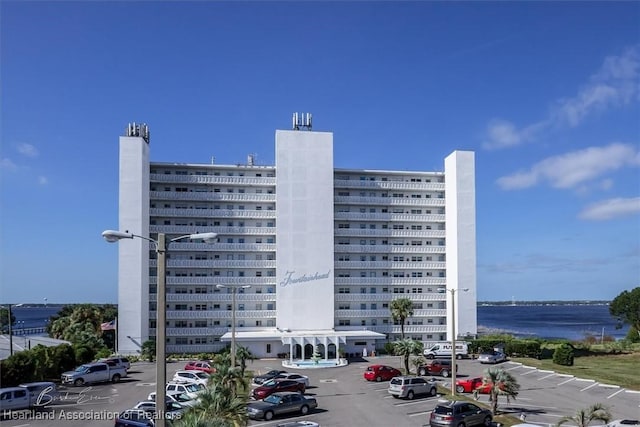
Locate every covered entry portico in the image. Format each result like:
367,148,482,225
219,328,386,361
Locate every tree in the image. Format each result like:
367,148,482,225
482,367,520,414
609,287,640,340
141,339,156,362
556,403,612,427
0,307,15,334
390,298,414,339
234,346,255,378
393,338,423,374
186,383,249,427
210,359,247,394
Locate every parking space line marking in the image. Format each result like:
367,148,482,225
598,383,620,389
580,382,599,392
409,411,431,417
521,369,538,375
607,388,625,399
539,373,556,380
558,377,575,386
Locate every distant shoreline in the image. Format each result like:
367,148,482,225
8,300,612,307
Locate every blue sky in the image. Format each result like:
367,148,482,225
1,2,638,304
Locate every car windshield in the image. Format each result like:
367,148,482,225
74,365,89,372
262,380,277,387
263,394,282,404
195,372,209,379
390,378,402,385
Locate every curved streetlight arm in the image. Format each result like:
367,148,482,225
171,232,218,244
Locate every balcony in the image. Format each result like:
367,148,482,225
166,343,228,354
155,310,277,319
334,229,445,238
163,327,229,336
334,196,445,206
334,293,446,302
151,276,277,286
150,225,276,235
166,242,276,252
334,261,446,270
333,212,445,222
150,174,276,186
334,245,446,254
151,208,276,219
150,191,276,202
333,179,445,191
149,293,277,302
150,259,277,269
367,325,447,334
334,277,446,286
334,309,445,317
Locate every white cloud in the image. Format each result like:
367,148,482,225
483,45,640,149
37,176,48,185
497,143,640,190
579,197,640,220
17,143,39,157
0,158,18,171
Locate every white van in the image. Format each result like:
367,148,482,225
423,342,469,359
0,387,30,411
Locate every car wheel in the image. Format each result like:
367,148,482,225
407,391,415,400
429,387,437,397
441,370,449,378
456,354,463,360
483,416,492,427
112,374,121,383
74,378,84,387
264,411,274,421
419,368,427,376
375,376,382,382
456,385,465,393
300,405,309,415
392,395,399,399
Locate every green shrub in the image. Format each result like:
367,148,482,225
553,343,574,366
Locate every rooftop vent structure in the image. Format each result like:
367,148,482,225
292,112,312,131
125,122,150,143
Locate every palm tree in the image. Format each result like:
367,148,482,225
182,383,248,427
482,367,520,414
393,338,423,374
210,359,248,394
390,297,414,339
234,346,255,378
556,403,612,427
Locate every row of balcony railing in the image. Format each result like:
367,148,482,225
149,276,447,286
149,259,445,270
148,292,447,303
149,174,445,192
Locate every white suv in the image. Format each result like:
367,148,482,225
388,376,437,400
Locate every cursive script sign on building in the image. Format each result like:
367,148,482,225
279,270,331,287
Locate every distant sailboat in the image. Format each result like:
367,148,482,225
511,296,516,306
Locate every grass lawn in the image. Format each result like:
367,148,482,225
512,352,640,390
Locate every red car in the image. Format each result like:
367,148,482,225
455,377,498,394
363,365,402,382
184,361,215,374
251,379,305,400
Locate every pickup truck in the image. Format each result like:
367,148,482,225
61,362,127,386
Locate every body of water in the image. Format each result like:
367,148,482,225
8,303,631,341
477,303,629,341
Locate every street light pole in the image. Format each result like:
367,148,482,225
446,288,468,397
216,284,250,368
102,230,216,427
8,303,23,357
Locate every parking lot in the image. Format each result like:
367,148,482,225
1,356,638,427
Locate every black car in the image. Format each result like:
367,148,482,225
253,369,287,385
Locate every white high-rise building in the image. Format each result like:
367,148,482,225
114,118,477,358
